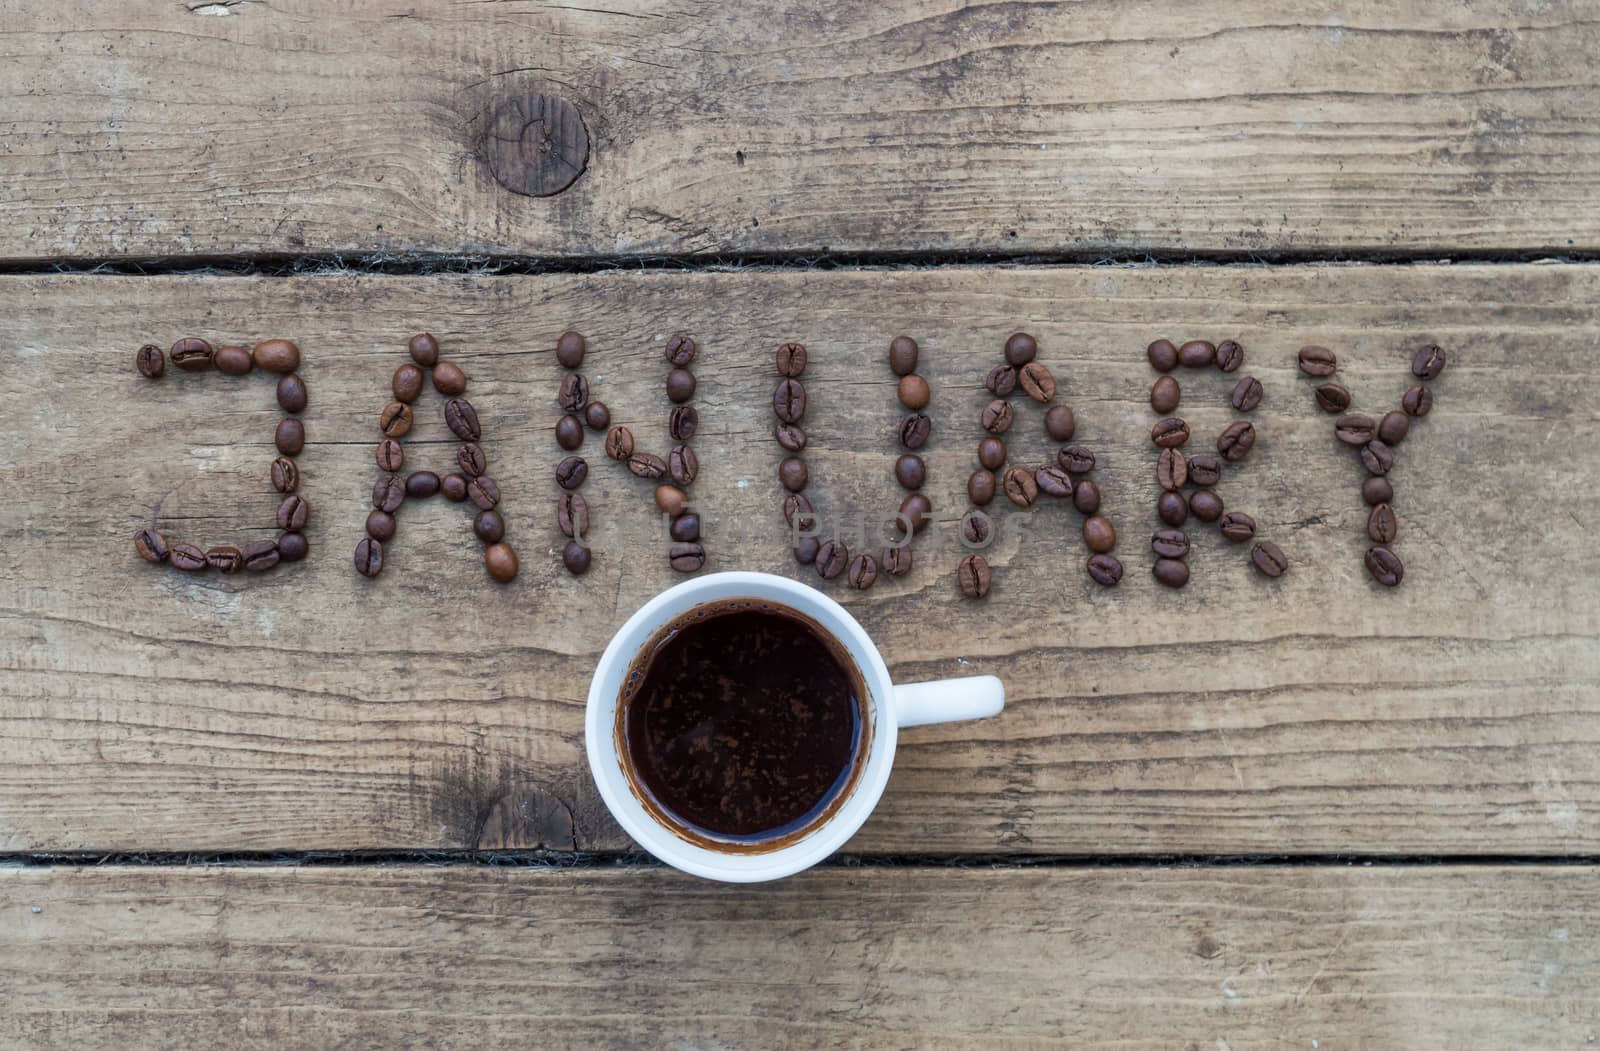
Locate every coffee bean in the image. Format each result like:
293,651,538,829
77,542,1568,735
1019,362,1056,403
169,542,207,571
1147,339,1179,372
443,398,480,442
562,540,591,576
961,510,993,546
376,438,404,472
897,374,931,410
458,443,488,477
442,473,468,502
671,512,701,543
896,454,926,490
899,492,934,535
406,471,440,499
557,492,589,539
1362,475,1393,505
772,378,806,423
379,401,413,438
1335,414,1376,445
982,399,1016,434
666,368,696,404
169,337,214,372
1297,345,1338,376
372,474,404,513
1215,340,1244,373
1005,332,1038,366
276,493,309,531
1035,465,1073,498
1230,375,1263,413
554,331,585,369
880,544,913,576
134,528,170,564
1178,340,1215,368
1217,420,1256,463
1250,541,1288,579
664,333,698,368
774,423,806,452
555,455,588,490
136,343,165,379
985,364,1018,397
1082,515,1116,554
887,336,917,376
467,476,500,510
585,401,611,431
1361,440,1394,476
783,492,815,530
777,341,808,378
1364,545,1403,586
794,536,821,564
559,373,589,412
977,437,1007,470
277,531,308,562
958,554,992,598
1402,386,1433,417
392,363,425,403
1058,446,1095,474
1044,405,1076,442
409,332,440,367
366,509,396,541
1151,375,1181,414
1314,383,1351,413
246,338,298,374
1219,511,1256,542
1153,558,1189,588
354,537,383,577
555,414,584,451
1151,417,1190,448
1367,502,1398,544
779,456,808,492
815,539,848,580
433,361,467,396
276,373,308,414
605,427,635,461
668,445,699,487
1158,490,1188,527
484,542,519,582
275,418,305,456
271,456,299,494
669,405,699,441
1378,411,1410,446
1157,448,1187,491
474,509,505,544
968,469,997,506
899,413,932,449
1189,489,1223,522
215,344,252,376
1151,528,1189,558
242,539,280,573
1411,343,1446,380
1074,479,1102,515
1003,466,1038,508
848,554,879,590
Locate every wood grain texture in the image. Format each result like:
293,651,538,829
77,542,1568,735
2,864,1596,1047
1,265,1598,854
3,0,1599,260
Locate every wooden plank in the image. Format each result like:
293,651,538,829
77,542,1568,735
3,0,1599,261
2,864,1595,1047
1,265,1598,855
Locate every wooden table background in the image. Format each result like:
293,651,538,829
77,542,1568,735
2,1,1598,1046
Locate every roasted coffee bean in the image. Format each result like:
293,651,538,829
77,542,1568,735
880,544,913,576
457,442,488,477
442,473,468,502
984,364,1018,397
276,373,308,414
887,336,917,376
409,332,440,367
1402,385,1433,417
1151,528,1189,558
215,344,252,376
1003,466,1038,508
562,540,591,576
1058,445,1095,473
772,378,806,423
1074,479,1102,515
432,361,467,396
1044,404,1076,442
1035,465,1073,498
1367,502,1399,544
275,418,305,456
1230,375,1263,413
777,341,809,377
666,368,696,404
815,538,848,580
1082,515,1117,554
1215,340,1244,373
671,512,701,543
484,542,519,583
276,494,310,531
1314,383,1351,413
1219,511,1256,542
585,401,611,431
444,398,480,442
1158,490,1188,527
557,492,589,538
778,456,808,493
897,374,931,411
170,337,214,372
474,509,506,544
1378,410,1410,446
376,438,404,472
783,492,815,530
1151,375,1181,414
277,531,308,563
1178,340,1215,368
1019,362,1056,403
271,456,299,494
977,437,1007,470
1362,475,1393,505
1147,338,1179,372
794,536,821,565
1365,545,1403,586
242,539,280,573
467,476,500,510
847,554,878,590
554,330,585,368
1086,553,1123,586
1361,439,1394,476
1187,453,1221,487
1335,413,1376,445
169,542,206,572
555,455,588,490
961,510,993,546
1217,420,1256,463
372,474,404,513
664,333,698,367
379,401,413,438
366,509,396,541
136,343,165,379
247,338,298,373
1411,343,1446,380
668,445,699,487
958,554,992,598
392,363,425,403
1251,541,1288,579
354,537,383,577
773,422,806,452
558,373,589,412
899,492,934,535
1189,488,1223,522
1004,332,1038,366
556,414,584,450
896,454,926,490
1153,558,1189,588
626,453,665,480
134,528,170,564
982,399,1016,434
1151,417,1190,448
899,412,932,450
968,469,997,506
605,426,635,461
669,405,699,441
1157,448,1187,491
406,471,440,499
1297,345,1337,376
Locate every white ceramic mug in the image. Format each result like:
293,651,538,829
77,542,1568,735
585,570,1004,882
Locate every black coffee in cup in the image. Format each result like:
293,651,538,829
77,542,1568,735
617,599,870,849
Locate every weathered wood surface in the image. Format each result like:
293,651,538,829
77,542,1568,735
1,265,1597,854
3,0,1598,261
2,864,1595,1047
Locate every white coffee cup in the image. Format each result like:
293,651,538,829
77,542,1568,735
585,570,1004,882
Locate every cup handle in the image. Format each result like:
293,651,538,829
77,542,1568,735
891,675,1005,728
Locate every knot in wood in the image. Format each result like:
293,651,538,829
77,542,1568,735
486,93,589,197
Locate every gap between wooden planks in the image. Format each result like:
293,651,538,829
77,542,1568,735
0,264,1597,855
2,0,1598,260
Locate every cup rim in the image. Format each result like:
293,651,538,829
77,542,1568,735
585,571,899,882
